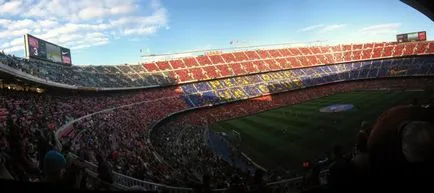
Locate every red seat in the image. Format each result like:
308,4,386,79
316,54,328,64
208,54,225,64
352,50,362,60
182,57,199,67
231,63,247,75
253,60,270,72
323,54,335,64
240,62,258,73
288,48,303,56
352,44,363,50
402,43,416,56
190,67,207,80
298,47,312,55
307,55,320,66
216,64,233,76
414,42,428,54
155,61,171,70
319,46,331,53
233,52,249,61
275,58,292,69
221,53,237,63
203,66,219,79
428,42,434,54
244,51,261,60
392,44,405,57
343,51,352,61
170,59,186,69
256,50,271,59
174,69,193,82
333,52,343,63
143,62,159,72
196,55,212,66
297,56,310,67
309,47,322,54
382,46,393,57
286,57,301,67
264,59,281,70
361,49,372,60
278,48,293,56
331,45,342,52
268,49,282,58
372,47,382,58
342,45,352,52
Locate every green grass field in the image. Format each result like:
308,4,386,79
210,90,428,172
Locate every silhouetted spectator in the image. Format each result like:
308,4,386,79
368,105,434,189
43,150,66,183
249,169,271,193
96,154,113,185
302,164,320,193
327,145,353,191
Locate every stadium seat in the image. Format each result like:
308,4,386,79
221,53,238,63
268,49,283,58
216,64,234,77
208,54,226,64
155,61,172,70
231,62,248,75
182,57,200,67
402,43,417,56
170,59,187,69
232,51,249,61
414,42,429,55
244,50,261,60
143,62,159,72
174,69,193,82
392,44,405,57
256,50,271,59
196,55,212,66
278,48,293,56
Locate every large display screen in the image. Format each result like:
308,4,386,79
25,34,72,65
396,31,427,43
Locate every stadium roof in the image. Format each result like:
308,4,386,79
401,0,434,22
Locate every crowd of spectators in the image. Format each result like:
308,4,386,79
0,85,185,182
0,65,433,191
2,41,433,89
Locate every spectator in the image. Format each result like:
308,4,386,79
43,150,66,183
96,154,113,185
249,169,271,193
193,174,211,193
327,145,353,191
368,105,434,189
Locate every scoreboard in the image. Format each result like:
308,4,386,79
24,34,72,65
396,31,427,43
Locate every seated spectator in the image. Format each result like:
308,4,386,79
96,154,113,185
249,169,271,193
327,145,354,191
301,163,320,193
43,150,66,183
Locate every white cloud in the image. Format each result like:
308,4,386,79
0,0,23,15
320,24,346,33
358,23,401,35
0,0,169,54
298,24,346,33
298,24,324,32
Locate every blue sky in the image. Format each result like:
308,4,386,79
0,0,432,65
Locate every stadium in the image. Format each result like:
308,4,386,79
1,0,434,193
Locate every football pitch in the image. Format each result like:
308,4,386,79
210,90,427,172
